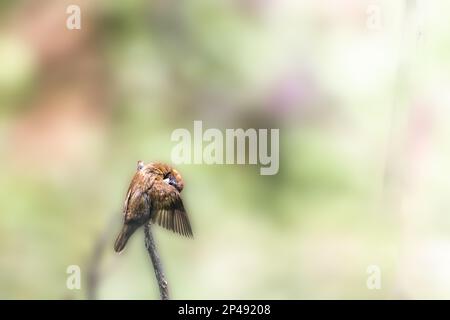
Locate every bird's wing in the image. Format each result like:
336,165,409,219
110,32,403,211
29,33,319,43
150,181,193,238
123,173,151,224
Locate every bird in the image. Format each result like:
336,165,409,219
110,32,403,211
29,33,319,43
114,161,193,253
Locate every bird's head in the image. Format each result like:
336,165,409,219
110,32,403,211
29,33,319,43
163,171,184,192
139,161,184,192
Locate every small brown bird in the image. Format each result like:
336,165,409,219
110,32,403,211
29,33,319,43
114,161,193,253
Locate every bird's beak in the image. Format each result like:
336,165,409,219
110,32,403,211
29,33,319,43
163,177,178,188
169,177,178,188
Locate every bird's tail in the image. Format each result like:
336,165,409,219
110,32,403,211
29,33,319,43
114,224,138,253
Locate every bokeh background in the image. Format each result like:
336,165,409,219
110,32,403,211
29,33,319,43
1,0,450,299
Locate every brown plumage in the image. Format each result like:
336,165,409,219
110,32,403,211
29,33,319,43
114,161,193,253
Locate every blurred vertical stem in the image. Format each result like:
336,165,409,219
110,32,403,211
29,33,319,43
144,223,170,300
87,215,117,300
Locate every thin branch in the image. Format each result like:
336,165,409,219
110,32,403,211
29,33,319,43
86,214,118,300
144,223,170,300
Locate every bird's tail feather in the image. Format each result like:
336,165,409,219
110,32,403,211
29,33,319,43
114,224,138,253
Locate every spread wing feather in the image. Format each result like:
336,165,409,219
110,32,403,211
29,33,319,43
150,181,193,238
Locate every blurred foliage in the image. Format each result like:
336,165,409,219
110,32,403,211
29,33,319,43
1,0,450,299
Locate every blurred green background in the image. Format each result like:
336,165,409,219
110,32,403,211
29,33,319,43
1,0,450,299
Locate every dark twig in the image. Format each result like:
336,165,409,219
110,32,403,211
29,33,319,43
144,223,170,300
